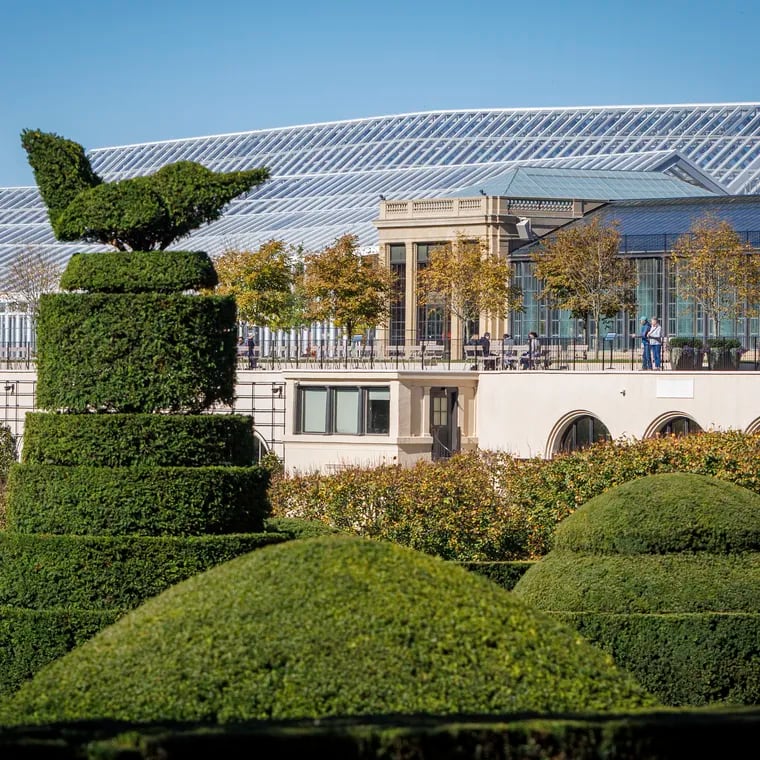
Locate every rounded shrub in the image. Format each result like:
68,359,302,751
2,535,657,724
513,473,760,706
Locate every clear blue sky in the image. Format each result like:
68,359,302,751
1,0,757,187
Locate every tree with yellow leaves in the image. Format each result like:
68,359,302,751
671,213,760,337
416,234,521,344
301,233,394,339
214,240,302,329
532,217,636,356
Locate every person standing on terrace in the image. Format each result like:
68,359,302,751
640,317,652,370
648,317,663,369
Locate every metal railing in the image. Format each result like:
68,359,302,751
5,335,758,374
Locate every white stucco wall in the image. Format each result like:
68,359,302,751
476,370,760,458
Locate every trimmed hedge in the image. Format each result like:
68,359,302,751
22,412,256,467
0,532,288,610
456,561,533,590
36,292,236,413
551,473,760,554
513,473,760,706
0,606,122,697
269,431,760,560
555,612,760,707
59,250,218,293
512,551,760,613
2,712,760,759
1,536,656,724
262,517,343,540
6,464,271,536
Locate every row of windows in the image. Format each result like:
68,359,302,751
560,415,702,453
296,386,390,435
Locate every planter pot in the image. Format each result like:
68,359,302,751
707,348,741,371
670,347,704,371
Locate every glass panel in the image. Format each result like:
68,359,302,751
301,387,327,433
366,387,390,434
389,244,406,345
334,388,360,434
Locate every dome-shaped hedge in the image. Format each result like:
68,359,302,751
513,473,760,705
1,536,656,724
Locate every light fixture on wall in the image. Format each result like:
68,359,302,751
379,194,386,200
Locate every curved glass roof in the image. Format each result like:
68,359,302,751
1,103,760,267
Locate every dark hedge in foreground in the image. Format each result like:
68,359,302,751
1,711,758,759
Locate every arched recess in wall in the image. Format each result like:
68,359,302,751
546,410,611,457
744,417,760,434
252,430,270,462
644,412,703,439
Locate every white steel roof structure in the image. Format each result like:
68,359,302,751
1,102,760,267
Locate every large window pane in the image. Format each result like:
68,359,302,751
301,387,327,433
334,388,360,434
366,388,390,434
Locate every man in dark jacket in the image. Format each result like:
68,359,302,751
640,317,651,370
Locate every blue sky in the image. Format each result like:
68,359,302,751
1,0,757,186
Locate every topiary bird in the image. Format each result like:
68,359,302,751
21,129,269,251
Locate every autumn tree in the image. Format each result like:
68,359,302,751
0,245,62,321
671,213,760,337
417,234,521,343
214,240,303,329
301,234,393,339
532,217,636,355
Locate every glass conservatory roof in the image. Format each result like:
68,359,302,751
1,102,760,268
451,166,718,200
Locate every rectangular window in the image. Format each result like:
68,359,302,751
366,387,390,434
389,244,406,346
334,388,361,434
301,387,328,433
296,386,391,436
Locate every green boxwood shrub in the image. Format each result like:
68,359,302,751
262,517,343,540
1,536,657,725
513,473,760,706
36,292,236,412
513,551,760,613
7,464,270,536
0,606,121,697
456,561,533,590
59,251,218,293
556,612,760,707
22,413,256,467
0,532,288,610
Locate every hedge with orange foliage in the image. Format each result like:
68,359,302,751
269,431,760,561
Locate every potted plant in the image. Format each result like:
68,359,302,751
706,337,743,370
668,336,705,370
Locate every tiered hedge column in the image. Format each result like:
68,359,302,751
0,251,284,695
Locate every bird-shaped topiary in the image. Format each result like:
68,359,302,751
20,129,269,251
